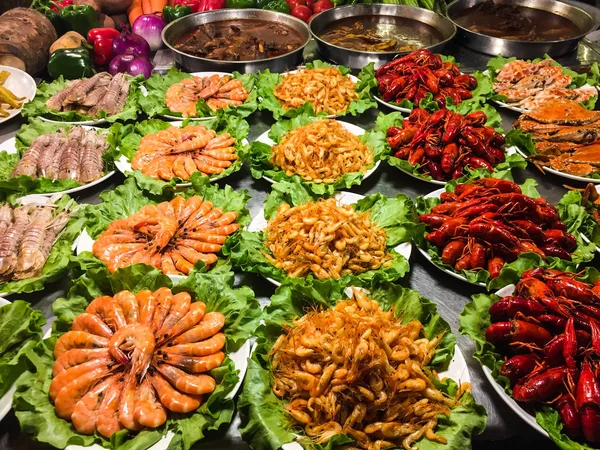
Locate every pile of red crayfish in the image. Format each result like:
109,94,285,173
487,268,600,443
387,108,506,181
419,178,577,278
376,49,478,107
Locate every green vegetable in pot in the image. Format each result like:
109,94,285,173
47,47,95,80
59,4,98,36
262,0,290,13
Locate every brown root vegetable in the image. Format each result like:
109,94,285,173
0,54,25,71
97,0,133,15
0,8,57,74
98,13,116,29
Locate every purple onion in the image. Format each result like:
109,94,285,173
112,29,151,59
132,14,167,51
109,52,153,79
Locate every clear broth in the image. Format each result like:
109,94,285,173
453,2,581,41
319,15,444,53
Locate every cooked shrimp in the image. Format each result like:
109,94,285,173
163,332,226,357
50,357,112,401
96,378,124,438
171,311,224,345
136,290,156,327
158,352,225,373
152,287,173,333
54,331,109,359
71,375,116,435
118,376,143,431
149,371,202,413
114,290,139,324
156,292,191,339
159,302,206,345
86,296,127,331
71,313,113,338
54,366,110,419
108,324,155,378
133,378,167,428
53,348,111,376
154,363,216,395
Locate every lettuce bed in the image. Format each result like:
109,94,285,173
138,68,258,119
239,282,487,450
375,108,527,183
257,60,377,120
0,300,45,398
459,268,600,450
0,195,85,295
111,115,250,195
13,264,261,449
0,118,119,200
415,176,597,290
223,179,422,289
22,75,144,123
250,112,387,195
486,55,600,109
558,190,600,248
76,177,250,276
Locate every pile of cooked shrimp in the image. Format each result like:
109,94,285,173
51,288,226,437
0,200,71,281
271,119,372,184
270,288,466,450
264,199,391,279
274,67,358,115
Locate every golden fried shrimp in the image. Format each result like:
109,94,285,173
274,67,358,115
264,198,392,279
270,289,460,450
271,119,373,184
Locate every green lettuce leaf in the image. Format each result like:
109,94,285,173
416,178,596,290
459,270,600,449
249,114,387,195
0,300,45,397
14,264,260,450
486,55,598,109
113,116,250,195
257,61,376,120
558,190,600,248
223,180,415,288
138,68,258,119
0,195,84,294
22,75,143,123
239,282,486,450
77,177,250,275
0,118,118,200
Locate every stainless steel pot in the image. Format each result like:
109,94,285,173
309,4,456,70
447,0,597,59
162,9,311,73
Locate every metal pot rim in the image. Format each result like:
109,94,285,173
162,9,312,66
447,0,596,45
308,4,456,56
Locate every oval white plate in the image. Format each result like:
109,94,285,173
374,95,412,113
0,129,115,196
280,69,360,119
0,297,15,422
480,283,549,438
247,191,413,287
513,147,600,185
254,120,380,184
114,120,248,189
39,116,107,126
159,71,235,121
417,188,487,287
0,66,36,125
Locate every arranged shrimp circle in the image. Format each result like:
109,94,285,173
50,287,226,437
91,196,239,276
165,72,250,119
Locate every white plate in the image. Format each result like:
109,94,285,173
0,129,115,196
114,120,248,189
480,284,549,438
39,116,107,126
0,297,15,422
254,121,380,184
159,71,234,121
417,188,487,287
513,147,600,185
247,191,413,287
374,95,412,113
281,69,360,119
0,66,36,125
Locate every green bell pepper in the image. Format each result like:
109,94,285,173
261,0,290,12
163,5,193,22
225,0,254,8
30,0,67,36
59,5,98,37
48,48,95,80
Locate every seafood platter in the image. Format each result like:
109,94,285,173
2,0,600,445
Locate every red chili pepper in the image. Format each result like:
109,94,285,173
175,0,201,12
87,28,121,66
196,0,225,11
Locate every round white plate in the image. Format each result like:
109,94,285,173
280,69,360,119
0,129,115,196
374,95,411,113
159,71,235,121
417,188,487,287
114,120,248,189
254,120,381,185
0,297,15,422
247,191,413,287
0,66,36,125
480,283,549,438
